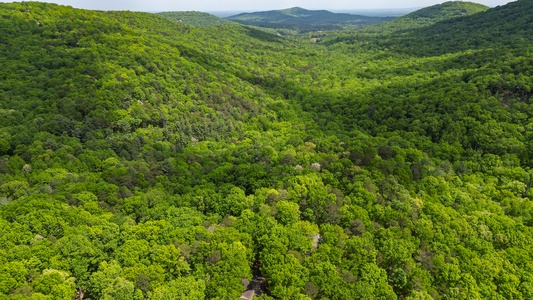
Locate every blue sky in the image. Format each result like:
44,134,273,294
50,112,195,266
0,0,516,12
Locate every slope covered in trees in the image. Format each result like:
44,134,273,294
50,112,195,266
387,0,533,55
319,1,490,45
378,1,488,31
157,11,235,27
1,1,533,300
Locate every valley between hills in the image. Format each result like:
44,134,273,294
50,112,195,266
1,1,533,299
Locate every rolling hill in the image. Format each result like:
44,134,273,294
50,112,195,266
320,1,489,47
1,1,533,300
381,1,489,30
157,11,235,27
226,7,394,33
390,0,533,55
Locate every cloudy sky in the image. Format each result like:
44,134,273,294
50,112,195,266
0,0,516,12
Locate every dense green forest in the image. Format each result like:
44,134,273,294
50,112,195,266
157,12,235,27
1,0,533,299
371,1,489,31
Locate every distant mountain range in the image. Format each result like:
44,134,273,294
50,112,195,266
158,2,491,35
225,7,394,32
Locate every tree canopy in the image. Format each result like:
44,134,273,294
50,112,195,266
1,1,533,299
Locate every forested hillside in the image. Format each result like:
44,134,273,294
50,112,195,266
157,12,235,27
320,1,490,45
377,1,488,31
387,0,533,55
1,1,533,300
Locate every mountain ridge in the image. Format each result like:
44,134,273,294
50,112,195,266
226,7,393,33
383,1,489,30
403,1,488,20
387,0,533,55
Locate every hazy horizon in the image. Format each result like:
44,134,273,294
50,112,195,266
206,7,418,18
0,0,516,12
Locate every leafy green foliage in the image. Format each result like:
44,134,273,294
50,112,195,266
158,11,235,27
382,1,488,31
1,1,533,300
320,1,490,48
386,0,533,55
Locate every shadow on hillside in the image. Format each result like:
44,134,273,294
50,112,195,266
243,27,284,43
